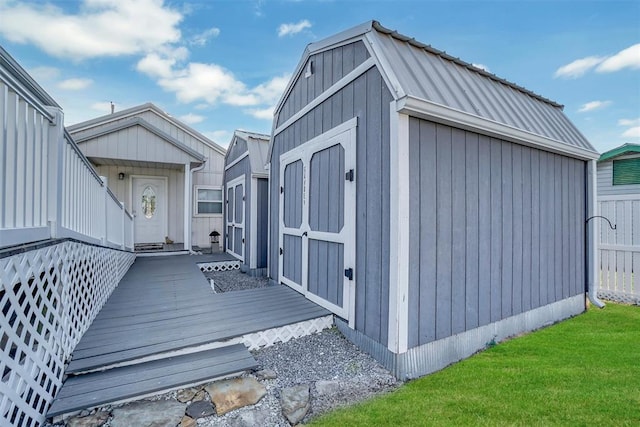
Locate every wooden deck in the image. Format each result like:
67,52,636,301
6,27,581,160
48,254,330,418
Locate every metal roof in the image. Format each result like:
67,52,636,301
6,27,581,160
231,130,270,176
599,143,640,161
272,21,597,158
368,22,595,152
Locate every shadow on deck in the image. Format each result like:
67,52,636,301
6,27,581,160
47,254,331,418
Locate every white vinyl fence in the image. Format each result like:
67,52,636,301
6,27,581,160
0,59,133,251
598,195,640,304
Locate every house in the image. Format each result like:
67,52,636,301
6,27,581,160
68,103,227,251
223,130,270,275
597,143,640,196
267,21,601,378
596,144,640,303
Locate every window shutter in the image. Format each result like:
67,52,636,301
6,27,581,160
613,158,640,185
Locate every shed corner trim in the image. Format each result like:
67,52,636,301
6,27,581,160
387,102,411,354
397,95,600,161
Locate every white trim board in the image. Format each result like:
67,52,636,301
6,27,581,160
272,58,374,139
225,175,246,263
397,95,599,161
277,117,357,325
225,152,249,171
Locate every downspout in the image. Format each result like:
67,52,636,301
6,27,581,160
187,160,207,255
586,159,605,308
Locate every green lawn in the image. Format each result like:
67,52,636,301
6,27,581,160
313,303,640,426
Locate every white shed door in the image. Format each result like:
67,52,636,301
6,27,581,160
278,121,356,323
132,177,166,244
226,176,245,262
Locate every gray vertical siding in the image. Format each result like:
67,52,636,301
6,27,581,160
256,178,269,268
407,119,586,349
309,144,345,233
270,64,392,346
226,137,248,164
276,41,370,127
308,240,344,306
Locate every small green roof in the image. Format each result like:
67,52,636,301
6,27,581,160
599,144,640,162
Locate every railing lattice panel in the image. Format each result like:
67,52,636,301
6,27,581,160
0,241,134,426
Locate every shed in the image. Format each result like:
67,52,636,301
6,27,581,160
223,130,270,275
267,21,601,378
597,143,640,197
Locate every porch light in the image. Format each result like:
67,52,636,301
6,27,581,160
118,172,125,180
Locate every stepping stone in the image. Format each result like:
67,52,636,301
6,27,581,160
205,377,267,415
66,411,110,427
281,384,310,425
185,400,216,419
177,387,201,403
110,400,185,427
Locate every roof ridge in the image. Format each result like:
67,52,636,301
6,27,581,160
371,21,563,109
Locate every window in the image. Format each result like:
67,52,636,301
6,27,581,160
613,158,640,185
195,186,223,215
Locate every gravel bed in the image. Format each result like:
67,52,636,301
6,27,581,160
203,269,270,293
197,328,400,426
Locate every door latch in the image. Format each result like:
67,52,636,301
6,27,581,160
344,268,353,281
345,169,354,182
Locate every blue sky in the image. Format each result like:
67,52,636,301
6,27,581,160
0,0,638,152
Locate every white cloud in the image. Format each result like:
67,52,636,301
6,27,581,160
596,43,640,73
178,113,205,124
190,27,220,46
251,74,291,104
137,49,290,119
555,43,640,78
203,130,232,145
472,63,490,72
554,56,604,78
246,106,274,120
619,118,640,127
28,66,60,81
578,100,612,113
278,20,312,37
622,127,640,138
57,78,93,90
0,0,182,59
618,117,640,139
155,62,249,105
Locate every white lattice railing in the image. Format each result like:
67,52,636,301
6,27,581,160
0,46,134,251
598,196,640,304
0,240,135,426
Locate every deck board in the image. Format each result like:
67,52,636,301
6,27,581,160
66,255,330,374
48,344,256,417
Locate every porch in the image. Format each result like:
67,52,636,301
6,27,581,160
47,254,332,418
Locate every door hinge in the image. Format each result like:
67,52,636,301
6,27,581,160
242,238,245,243
243,196,245,201
280,186,284,194
279,247,283,255
344,268,354,281
345,169,354,182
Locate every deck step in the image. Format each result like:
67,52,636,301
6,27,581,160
47,344,257,418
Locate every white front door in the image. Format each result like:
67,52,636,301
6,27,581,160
278,119,356,323
132,177,167,244
226,175,245,261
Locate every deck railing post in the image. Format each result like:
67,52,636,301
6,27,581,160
45,107,64,239
100,176,108,245
121,202,126,250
